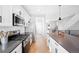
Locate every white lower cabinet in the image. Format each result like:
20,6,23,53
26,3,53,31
50,42,57,53
47,35,69,53
48,36,56,53
11,43,22,53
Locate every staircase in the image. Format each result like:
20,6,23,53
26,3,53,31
58,13,79,30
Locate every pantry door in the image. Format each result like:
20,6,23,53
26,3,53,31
35,16,46,35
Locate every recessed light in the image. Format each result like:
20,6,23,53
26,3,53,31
37,9,41,12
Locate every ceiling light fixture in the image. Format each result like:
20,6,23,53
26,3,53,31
37,9,41,12
59,5,62,20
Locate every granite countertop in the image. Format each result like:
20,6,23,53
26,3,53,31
0,33,30,53
49,32,79,53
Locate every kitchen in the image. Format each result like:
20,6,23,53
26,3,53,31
0,5,79,53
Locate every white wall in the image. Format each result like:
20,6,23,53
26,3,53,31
0,5,12,26
61,5,79,18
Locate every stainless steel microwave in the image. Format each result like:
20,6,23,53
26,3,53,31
13,13,25,26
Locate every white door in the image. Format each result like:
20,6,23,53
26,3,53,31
35,16,46,35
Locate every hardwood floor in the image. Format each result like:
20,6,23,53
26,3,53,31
29,34,49,53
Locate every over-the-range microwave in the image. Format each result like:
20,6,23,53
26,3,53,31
12,13,25,26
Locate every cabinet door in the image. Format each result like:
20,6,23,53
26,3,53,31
0,6,2,16
51,39,69,53
1,5,12,26
12,6,21,15
0,6,2,24
48,36,69,53
11,43,22,53
51,40,69,53
51,42,58,53
12,5,24,18
47,36,57,53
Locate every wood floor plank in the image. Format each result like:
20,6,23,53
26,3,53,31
29,34,49,53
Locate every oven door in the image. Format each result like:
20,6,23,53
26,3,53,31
23,38,30,53
23,39,28,47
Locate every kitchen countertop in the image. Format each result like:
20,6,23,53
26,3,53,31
49,32,79,53
0,33,30,53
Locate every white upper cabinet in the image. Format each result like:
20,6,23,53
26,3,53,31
0,6,2,16
21,7,31,25
1,5,12,26
0,6,2,25
12,5,23,15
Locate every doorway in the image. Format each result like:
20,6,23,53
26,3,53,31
35,16,46,35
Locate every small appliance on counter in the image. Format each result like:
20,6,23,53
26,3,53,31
0,31,9,51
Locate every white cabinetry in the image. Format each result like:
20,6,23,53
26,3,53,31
48,36,57,53
47,35,69,53
0,6,2,16
0,5,12,26
11,43,22,53
12,5,23,15
0,6,2,25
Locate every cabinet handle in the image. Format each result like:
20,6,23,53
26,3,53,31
48,40,50,43
15,51,17,53
55,48,58,53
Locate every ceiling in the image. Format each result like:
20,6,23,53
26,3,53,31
23,5,79,21
23,5,59,16
23,5,59,20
